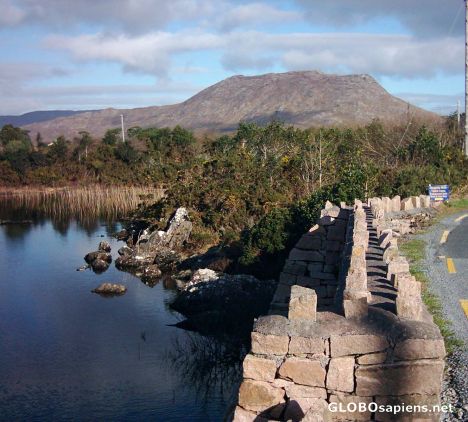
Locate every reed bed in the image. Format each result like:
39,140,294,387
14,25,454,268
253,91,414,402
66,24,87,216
0,186,164,221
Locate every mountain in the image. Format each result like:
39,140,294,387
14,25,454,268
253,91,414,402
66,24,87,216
0,110,92,128
21,71,440,142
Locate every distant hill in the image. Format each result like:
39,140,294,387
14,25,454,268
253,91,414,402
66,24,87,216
22,71,441,142
0,110,93,129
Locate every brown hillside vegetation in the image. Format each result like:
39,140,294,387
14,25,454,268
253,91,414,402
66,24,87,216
23,71,441,142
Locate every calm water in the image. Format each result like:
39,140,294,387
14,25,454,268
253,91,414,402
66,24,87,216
0,203,240,421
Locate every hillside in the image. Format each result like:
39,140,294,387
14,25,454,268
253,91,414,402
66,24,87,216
22,71,440,142
0,110,91,128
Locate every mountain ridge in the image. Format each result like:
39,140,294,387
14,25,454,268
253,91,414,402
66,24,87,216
20,71,440,142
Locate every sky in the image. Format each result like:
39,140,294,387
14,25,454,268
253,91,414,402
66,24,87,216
0,0,465,116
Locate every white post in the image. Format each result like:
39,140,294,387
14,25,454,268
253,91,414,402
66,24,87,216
121,114,126,143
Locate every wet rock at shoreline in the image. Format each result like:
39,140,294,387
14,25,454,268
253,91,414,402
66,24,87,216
118,246,133,256
98,241,111,252
141,264,162,286
115,229,129,240
76,264,89,271
115,208,190,273
84,243,112,273
91,283,127,296
171,269,277,334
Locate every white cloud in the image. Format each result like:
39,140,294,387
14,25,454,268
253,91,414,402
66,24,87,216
45,31,223,76
44,29,463,80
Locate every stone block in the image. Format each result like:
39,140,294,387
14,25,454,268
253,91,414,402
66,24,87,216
382,197,392,213
330,334,389,357
401,198,413,211
243,354,278,383
278,357,326,387
328,395,373,421
307,263,323,273
355,360,444,396
387,257,410,280
343,297,368,319
296,234,323,251
283,260,308,276
379,229,393,248
296,275,320,288
375,394,441,421
391,195,401,212
284,398,328,421
396,296,424,321
272,283,291,304
251,332,289,356
279,272,297,285
383,246,399,264
325,252,341,265
420,194,431,208
232,406,268,422
326,240,342,252
357,352,387,365
411,196,421,208
289,249,324,262
327,226,346,241
285,384,327,400
289,336,327,356
288,286,317,321
394,338,445,360
326,357,355,392
238,380,285,412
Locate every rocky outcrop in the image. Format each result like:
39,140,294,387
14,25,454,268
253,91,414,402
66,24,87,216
116,207,191,272
171,268,276,334
91,283,127,296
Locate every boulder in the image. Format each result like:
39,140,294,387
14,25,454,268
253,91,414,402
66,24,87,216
84,251,112,264
91,283,127,296
118,246,133,256
91,259,110,273
141,265,162,285
98,241,111,252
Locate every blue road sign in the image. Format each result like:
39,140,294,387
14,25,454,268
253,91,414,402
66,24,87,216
428,184,450,201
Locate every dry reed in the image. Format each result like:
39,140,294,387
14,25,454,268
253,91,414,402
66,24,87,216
0,186,164,221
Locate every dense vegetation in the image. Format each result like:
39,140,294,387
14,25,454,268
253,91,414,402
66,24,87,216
1,118,466,276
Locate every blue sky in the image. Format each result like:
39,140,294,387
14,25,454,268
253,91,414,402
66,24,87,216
0,0,465,115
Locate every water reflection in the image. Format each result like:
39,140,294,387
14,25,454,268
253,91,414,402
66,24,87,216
0,191,238,421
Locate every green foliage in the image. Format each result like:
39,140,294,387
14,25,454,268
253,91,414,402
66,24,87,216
115,141,139,164
102,128,121,146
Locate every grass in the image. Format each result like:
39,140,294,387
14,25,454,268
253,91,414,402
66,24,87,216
400,239,463,354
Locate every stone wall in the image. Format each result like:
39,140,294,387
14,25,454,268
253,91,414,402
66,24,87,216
232,195,445,422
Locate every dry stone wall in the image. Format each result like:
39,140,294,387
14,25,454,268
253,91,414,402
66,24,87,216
232,194,445,422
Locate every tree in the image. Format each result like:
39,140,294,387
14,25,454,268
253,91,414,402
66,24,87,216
47,136,69,162
102,128,120,146
0,124,31,146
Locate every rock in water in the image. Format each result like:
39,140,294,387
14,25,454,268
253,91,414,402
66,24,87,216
98,241,111,252
118,246,133,256
91,259,110,273
141,265,162,286
84,251,112,264
91,283,127,296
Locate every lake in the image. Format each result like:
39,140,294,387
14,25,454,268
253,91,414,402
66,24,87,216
0,194,240,421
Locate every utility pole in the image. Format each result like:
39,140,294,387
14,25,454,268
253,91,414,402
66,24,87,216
465,0,468,155
121,114,126,143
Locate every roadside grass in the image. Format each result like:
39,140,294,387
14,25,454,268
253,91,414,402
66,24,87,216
400,239,463,354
